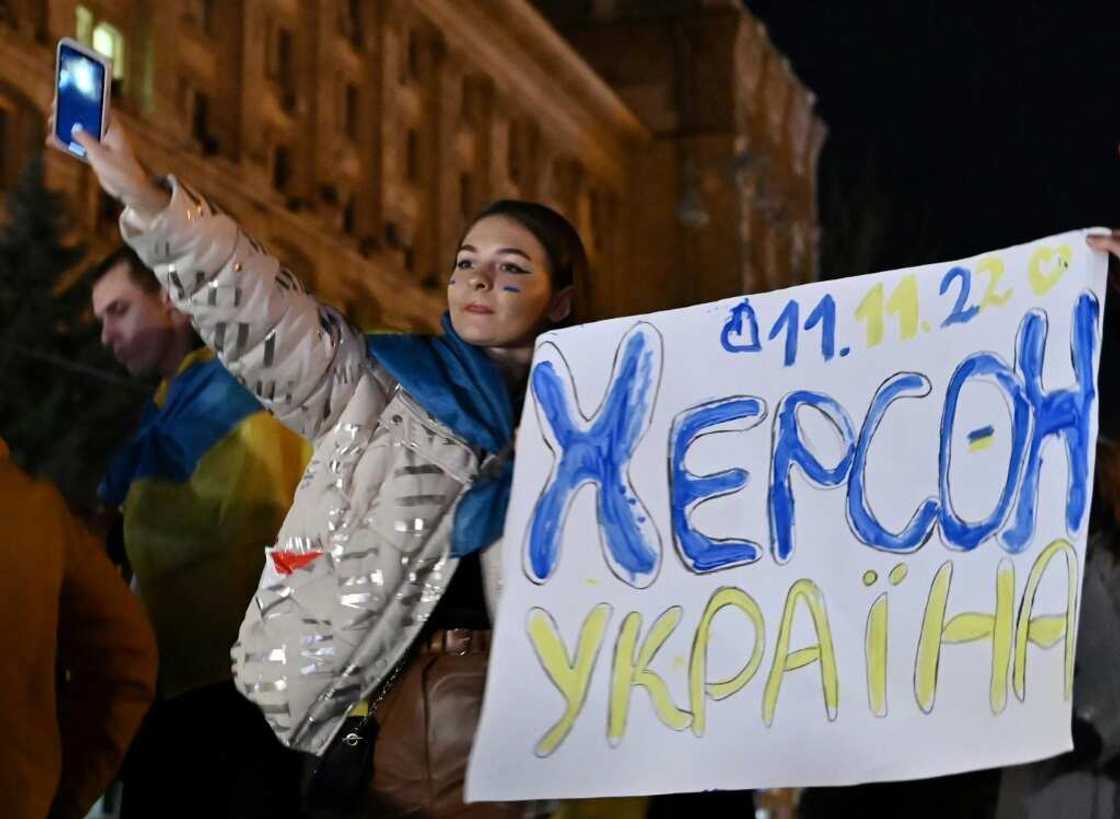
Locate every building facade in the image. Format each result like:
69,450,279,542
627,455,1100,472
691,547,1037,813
0,0,822,328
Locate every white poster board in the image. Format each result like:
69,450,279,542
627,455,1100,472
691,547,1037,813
467,230,1109,801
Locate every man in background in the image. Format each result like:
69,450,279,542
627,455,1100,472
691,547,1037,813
0,437,156,819
90,246,310,818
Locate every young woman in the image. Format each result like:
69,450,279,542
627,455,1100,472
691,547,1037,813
74,123,584,818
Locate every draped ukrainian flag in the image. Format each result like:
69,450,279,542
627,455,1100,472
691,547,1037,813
101,349,309,697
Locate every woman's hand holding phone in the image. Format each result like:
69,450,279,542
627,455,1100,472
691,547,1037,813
48,37,167,218
70,123,170,220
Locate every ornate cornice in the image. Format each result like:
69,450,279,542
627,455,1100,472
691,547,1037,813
411,0,650,189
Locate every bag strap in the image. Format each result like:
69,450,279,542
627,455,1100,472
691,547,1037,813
344,645,412,737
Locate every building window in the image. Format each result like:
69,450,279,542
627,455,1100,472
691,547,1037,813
460,77,476,126
76,7,126,84
92,21,125,81
272,145,291,192
459,173,473,221
343,83,359,140
340,0,363,48
0,107,8,190
278,28,295,109
409,32,420,77
268,24,296,112
507,123,522,184
400,29,420,83
406,130,419,182
384,221,402,248
342,196,356,235
190,91,217,155
75,5,94,43
588,190,601,253
186,0,217,35
202,0,216,34
460,76,491,129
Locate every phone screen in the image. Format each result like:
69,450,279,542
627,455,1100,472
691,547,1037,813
55,43,107,158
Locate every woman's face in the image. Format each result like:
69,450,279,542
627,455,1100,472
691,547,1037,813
448,215,562,348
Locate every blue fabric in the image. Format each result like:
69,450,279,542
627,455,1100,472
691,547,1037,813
99,356,263,506
367,313,515,557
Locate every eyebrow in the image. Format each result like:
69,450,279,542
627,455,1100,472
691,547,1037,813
497,248,532,263
95,298,122,318
457,244,534,263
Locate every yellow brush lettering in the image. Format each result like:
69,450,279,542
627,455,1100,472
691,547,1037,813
865,592,888,717
1014,539,1078,702
528,604,612,757
608,608,691,745
855,283,885,347
915,559,1014,714
1028,244,1072,296
914,562,952,712
762,579,838,726
977,256,1013,308
886,274,920,340
688,587,766,736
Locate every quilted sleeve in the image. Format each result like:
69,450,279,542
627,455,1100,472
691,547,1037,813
120,177,382,441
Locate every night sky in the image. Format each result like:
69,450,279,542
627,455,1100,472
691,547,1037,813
746,0,1120,429
746,0,1118,276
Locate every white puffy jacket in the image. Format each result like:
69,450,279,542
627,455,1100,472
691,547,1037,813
122,178,503,754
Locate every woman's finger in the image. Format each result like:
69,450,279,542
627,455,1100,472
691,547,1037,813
71,128,121,188
101,121,128,153
71,127,105,159
1087,232,1120,258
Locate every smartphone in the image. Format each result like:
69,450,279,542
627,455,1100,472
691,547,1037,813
50,38,112,161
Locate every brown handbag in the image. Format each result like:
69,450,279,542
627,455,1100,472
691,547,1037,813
369,629,521,819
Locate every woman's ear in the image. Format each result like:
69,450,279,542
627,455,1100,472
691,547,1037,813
548,286,574,324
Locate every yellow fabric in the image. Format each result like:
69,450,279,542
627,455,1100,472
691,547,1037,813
550,798,649,819
122,370,310,698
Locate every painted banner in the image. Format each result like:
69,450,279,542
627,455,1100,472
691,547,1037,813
466,230,1109,801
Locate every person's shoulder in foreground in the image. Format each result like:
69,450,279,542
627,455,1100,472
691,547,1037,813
0,440,157,819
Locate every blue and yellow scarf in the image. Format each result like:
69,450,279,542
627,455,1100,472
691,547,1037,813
367,313,515,557
100,350,262,506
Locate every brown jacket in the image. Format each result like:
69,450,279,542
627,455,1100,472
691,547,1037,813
0,440,157,819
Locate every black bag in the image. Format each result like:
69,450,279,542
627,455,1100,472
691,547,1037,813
301,712,378,813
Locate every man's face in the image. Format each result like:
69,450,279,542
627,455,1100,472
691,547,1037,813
92,263,175,376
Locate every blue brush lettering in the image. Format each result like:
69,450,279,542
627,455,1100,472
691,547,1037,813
1002,293,1099,552
769,300,800,367
848,373,939,552
805,294,837,361
525,323,663,587
670,396,767,572
938,353,1030,550
721,298,762,353
769,391,856,563
940,266,980,327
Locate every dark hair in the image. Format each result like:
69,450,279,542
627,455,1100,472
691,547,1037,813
466,200,587,294
86,245,160,295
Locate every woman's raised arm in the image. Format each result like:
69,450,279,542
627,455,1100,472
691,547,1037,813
73,123,378,441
